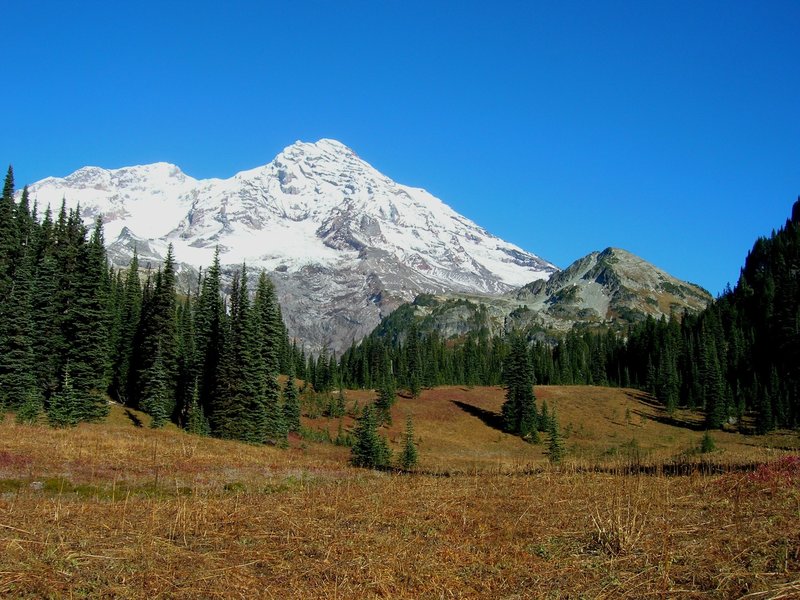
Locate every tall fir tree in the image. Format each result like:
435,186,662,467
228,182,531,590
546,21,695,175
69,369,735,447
213,266,268,443
62,217,110,421
110,250,141,404
501,334,539,440
142,351,170,429
193,248,224,425
398,414,419,470
254,271,286,443
282,365,301,433
133,245,178,421
375,373,396,426
0,226,37,409
48,365,79,428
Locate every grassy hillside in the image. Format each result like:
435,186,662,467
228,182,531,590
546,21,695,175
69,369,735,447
1,388,798,598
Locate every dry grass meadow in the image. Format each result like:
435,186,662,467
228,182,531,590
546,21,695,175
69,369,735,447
1,385,799,598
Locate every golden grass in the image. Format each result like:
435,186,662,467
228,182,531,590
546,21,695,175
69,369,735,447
1,387,799,598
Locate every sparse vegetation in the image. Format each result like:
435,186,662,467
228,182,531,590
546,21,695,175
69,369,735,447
700,430,716,453
1,393,799,598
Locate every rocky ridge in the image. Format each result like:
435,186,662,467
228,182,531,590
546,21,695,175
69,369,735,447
373,247,712,342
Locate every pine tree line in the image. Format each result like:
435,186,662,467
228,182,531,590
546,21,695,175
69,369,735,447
338,200,800,433
0,167,110,423
3,164,796,438
0,167,298,443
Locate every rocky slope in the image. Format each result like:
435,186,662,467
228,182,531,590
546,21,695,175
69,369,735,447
373,247,712,342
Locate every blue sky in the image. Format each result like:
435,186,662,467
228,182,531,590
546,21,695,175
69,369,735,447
3,1,798,295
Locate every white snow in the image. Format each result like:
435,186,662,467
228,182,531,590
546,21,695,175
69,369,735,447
25,139,557,292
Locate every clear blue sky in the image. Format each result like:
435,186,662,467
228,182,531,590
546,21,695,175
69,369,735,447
3,1,798,295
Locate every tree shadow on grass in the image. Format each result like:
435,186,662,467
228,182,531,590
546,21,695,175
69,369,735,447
125,410,144,428
626,391,708,432
451,400,505,433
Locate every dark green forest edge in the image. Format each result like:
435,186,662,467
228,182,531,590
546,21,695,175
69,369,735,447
340,198,800,434
0,164,798,449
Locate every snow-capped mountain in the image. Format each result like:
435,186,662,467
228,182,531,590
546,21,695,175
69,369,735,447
26,139,557,352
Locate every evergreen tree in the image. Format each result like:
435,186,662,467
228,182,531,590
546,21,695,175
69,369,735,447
375,374,396,426
350,404,390,469
15,390,43,424
0,236,37,409
134,245,178,420
699,430,716,453
175,294,196,425
185,381,210,436
110,250,141,404
142,352,170,429
335,385,346,418
213,266,268,443
0,166,19,293
63,217,110,421
282,367,301,433
501,334,539,440
254,271,286,443
193,249,224,424
406,325,423,397
48,366,79,428
538,399,551,432
702,338,726,429
398,414,418,470
30,206,61,397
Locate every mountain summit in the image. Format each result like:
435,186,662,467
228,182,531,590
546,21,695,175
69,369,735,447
372,247,712,343
26,139,557,351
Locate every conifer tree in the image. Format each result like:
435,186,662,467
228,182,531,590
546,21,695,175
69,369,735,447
134,245,178,420
48,366,79,428
399,414,418,470
282,366,301,433
63,217,110,421
254,271,286,443
0,235,37,409
30,206,61,396
538,399,551,432
110,250,141,404
185,381,210,436
375,374,396,426
213,266,268,443
0,166,19,293
15,390,43,424
406,325,422,397
350,404,390,469
335,385,346,418
703,339,726,429
193,249,224,423
501,334,539,440
175,295,196,425
142,352,170,429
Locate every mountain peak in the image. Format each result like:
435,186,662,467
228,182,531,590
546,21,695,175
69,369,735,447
279,138,357,161
25,140,557,352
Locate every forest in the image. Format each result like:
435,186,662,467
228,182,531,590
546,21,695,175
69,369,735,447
340,199,800,433
1,163,798,443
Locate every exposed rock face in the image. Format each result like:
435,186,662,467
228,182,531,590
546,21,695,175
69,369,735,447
373,248,712,343
25,139,557,353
